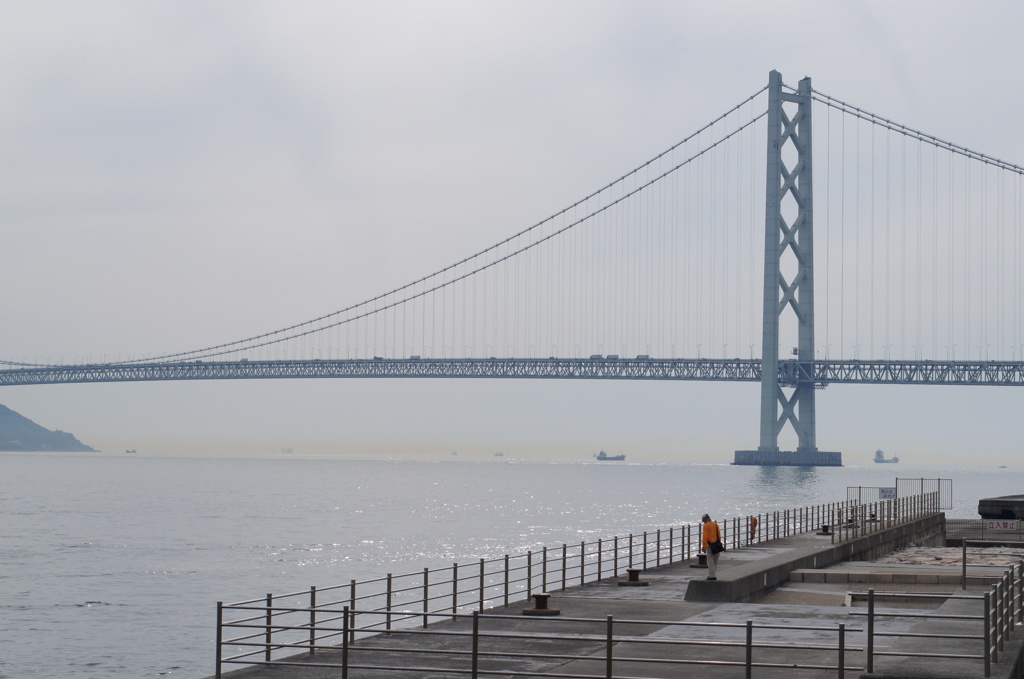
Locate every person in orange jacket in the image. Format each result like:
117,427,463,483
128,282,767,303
701,513,722,580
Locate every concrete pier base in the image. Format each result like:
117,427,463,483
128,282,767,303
733,450,843,466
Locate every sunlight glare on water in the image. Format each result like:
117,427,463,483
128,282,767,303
0,454,1015,678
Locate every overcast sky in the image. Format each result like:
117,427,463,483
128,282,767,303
1,1,1022,463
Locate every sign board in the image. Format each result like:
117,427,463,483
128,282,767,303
986,519,1021,531
879,488,897,500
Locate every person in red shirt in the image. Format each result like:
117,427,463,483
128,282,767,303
701,514,722,580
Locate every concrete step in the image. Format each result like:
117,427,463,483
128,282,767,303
790,569,1001,585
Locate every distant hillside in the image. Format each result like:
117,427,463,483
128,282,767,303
0,404,97,452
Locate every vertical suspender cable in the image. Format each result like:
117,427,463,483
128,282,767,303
840,110,845,358
965,154,970,357
916,138,921,358
825,101,830,358
932,145,938,356
854,115,860,357
948,148,954,356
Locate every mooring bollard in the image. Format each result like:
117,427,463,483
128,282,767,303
618,567,649,587
522,592,560,616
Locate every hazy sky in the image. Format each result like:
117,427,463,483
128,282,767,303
1,1,1022,463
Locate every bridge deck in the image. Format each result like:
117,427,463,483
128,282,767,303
3,357,1023,386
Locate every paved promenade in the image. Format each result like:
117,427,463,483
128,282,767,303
211,522,1024,679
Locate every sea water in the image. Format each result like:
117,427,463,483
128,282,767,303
0,453,1017,679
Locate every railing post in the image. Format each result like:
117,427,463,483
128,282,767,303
628,534,634,568
998,578,1005,652
867,588,874,673
669,527,674,563
527,551,533,596
264,593,272,662
656,530,662,567
471,610,480,679
838,623,846,679
963,542,968,590
309,585,317,654
1018,560,1024,624
986,591,995,668
745,620,753,679
597,539,603,580
215,602,223,679
452,562,459,620
561,544,567,590
605,615,614,679
349,580,356,645
1007,568,1015,632
424,568,430,625
614,537,619,575
479,558,486,611
643,531,649,570
542,547,548,592
342,606,349,679
386,573,393,632
503,556,509,607
580,541,586,585
831,506,836,545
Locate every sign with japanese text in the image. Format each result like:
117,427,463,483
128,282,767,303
879,488,897,500
985,519,1021,531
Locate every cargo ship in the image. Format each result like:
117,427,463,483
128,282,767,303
874,449,899,464
594,450,626,461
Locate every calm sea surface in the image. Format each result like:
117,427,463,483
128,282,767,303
0,454,1018,679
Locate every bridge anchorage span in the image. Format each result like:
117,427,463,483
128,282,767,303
3,70,1023,466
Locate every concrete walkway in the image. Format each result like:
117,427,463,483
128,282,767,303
210,522,1024,679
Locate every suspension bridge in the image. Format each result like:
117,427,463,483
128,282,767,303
4,71,1023,464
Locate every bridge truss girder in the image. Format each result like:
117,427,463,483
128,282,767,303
1,358,1022,387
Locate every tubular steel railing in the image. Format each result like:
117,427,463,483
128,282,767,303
830,491,941,544
961,541,1024,590
949,520,1024,543
215,493,941,678
851,553,1024,678
217,608,863,679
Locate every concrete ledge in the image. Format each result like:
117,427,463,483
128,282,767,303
790,569,994,586
685,513,945,603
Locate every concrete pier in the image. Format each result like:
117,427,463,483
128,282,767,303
979,495,1024,520
210,513,1024,679
732,450,843,466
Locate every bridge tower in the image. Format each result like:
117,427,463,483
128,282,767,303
734,70,842,467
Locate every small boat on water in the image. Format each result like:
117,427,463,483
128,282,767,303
124,449,137,455
595,450,626,461
873,449,899,464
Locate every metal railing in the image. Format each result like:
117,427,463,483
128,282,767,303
949,520,1024,543
961,541,1024,590
830,491,941,544
217,607,863,679
851,553,1024,677
214,492,941,677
